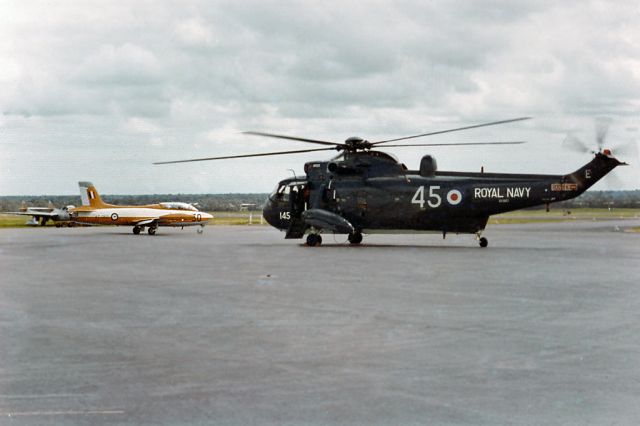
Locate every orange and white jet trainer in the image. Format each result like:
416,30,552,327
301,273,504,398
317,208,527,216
71,182,213,235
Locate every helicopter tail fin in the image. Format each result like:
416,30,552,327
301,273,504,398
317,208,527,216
564,151,625,192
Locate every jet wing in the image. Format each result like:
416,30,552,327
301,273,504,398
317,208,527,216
3,211,59,217
134,218,158,226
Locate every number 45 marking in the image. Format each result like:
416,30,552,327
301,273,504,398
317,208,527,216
411,186,441,208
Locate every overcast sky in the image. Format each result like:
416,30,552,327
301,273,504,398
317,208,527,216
1,0,638,195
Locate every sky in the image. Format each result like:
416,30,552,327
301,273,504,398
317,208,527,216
0,0,638,195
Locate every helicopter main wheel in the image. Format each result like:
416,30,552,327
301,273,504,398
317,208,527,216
133,226,141,235
348,231,363,245
478,237,488,248
148,227,157,235
306,233,322,247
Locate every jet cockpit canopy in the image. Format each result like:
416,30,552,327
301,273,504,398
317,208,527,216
160,202,198,211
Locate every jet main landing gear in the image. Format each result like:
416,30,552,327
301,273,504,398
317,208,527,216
133,226,141,235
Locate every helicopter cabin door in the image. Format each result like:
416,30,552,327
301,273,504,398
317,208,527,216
289,183,307,220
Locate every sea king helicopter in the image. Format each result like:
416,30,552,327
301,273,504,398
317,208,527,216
155,117,627,247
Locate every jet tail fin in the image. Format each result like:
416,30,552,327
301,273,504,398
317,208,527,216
78,182,109,208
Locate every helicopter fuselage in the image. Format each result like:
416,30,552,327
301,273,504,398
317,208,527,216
262,150,623,240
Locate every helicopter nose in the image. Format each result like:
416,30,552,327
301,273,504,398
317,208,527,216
262,199,280,229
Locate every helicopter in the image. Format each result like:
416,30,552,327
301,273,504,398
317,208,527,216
155,117,627,247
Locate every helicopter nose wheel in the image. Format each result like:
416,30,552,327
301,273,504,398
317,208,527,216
348,231,363,245
306,233,322,247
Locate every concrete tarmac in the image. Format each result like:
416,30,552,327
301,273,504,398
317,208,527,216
1,221,639,425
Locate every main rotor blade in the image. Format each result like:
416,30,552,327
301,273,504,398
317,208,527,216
153,147,337,164
243,131,341,147
381,141,526,148
371,117,532,145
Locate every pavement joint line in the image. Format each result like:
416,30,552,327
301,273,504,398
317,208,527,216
1,409,125,417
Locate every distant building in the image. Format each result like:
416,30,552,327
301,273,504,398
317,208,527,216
240,203,256,211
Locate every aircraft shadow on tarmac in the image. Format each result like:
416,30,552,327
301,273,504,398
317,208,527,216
295,243,564,252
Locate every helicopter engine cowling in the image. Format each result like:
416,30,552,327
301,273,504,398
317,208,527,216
419,155,438,177
327,161,359,175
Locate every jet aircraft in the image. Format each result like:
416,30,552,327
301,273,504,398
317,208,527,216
3,201,75,227
70,182,213,235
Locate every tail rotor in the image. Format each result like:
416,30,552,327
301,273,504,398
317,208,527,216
562,117,636,189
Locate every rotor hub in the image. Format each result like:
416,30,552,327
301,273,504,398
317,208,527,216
343,136,372,151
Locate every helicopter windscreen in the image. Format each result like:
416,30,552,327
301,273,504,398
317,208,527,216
269,184,290,201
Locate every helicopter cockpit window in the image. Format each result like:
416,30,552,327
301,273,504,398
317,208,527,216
270,184,290,201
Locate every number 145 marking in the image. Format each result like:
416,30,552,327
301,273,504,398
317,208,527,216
411,186,441,208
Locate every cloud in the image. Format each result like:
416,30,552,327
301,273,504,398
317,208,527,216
0,0,638,194
175,18,215,46
75,43,163,85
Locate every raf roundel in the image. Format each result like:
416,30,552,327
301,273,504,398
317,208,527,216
447,189,462,206
111,213,119,221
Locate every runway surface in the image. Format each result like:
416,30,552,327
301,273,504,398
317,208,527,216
1,221,639,425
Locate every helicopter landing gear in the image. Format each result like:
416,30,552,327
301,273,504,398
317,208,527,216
148,226,157,235
306,233,322,247
476,232,488,248
348,231,363,245
133,226,141,235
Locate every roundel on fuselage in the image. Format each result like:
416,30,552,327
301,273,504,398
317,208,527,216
446,189,462,205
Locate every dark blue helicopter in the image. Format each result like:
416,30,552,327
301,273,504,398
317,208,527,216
156,118,626,247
